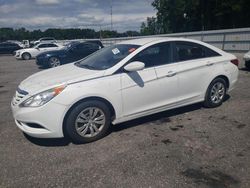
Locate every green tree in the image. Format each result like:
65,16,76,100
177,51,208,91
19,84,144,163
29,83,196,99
140,17,161,35
149,0,250,34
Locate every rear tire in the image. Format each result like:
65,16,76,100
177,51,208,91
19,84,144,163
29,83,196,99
204,78,227,108
65,100,111,143
22,52,31,60
245,61,250,70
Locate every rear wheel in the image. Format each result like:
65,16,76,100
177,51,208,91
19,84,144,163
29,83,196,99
245,61,250,70
65,100,111,143
22,52,31,60
204,78,227,108
48,57,61,68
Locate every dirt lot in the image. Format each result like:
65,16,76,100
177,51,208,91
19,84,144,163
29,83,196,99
0,54,249,188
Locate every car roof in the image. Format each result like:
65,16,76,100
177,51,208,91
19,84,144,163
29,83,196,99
118,37,227,56
37,42,59,45
118,37,209,46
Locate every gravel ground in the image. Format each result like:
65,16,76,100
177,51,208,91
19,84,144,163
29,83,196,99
0,54,249,188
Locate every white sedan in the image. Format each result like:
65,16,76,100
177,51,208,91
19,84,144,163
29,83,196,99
11,37,239,143
14,43,63,60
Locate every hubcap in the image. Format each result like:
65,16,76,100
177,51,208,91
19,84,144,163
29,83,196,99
24,54,29,60
210,82,225,104
50,57,60,67
75,107,106,138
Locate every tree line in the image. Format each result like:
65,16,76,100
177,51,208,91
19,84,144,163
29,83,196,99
141,0,250,35
0,28,140,42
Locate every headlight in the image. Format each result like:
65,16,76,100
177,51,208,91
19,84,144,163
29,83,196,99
20,85,66,107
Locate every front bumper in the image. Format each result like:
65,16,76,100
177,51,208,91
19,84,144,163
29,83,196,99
36,56,49,66
11,100,68,138
14,52,22,59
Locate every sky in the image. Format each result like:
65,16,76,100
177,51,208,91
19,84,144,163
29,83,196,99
0,0,156,32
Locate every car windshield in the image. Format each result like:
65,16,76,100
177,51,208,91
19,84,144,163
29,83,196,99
75,44,140,70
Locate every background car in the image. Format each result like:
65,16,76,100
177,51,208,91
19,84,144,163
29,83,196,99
12,38,239,143
33,37,57,46
36,40,103,68
243,51,250,70
0,42,22,54
14,43,63,60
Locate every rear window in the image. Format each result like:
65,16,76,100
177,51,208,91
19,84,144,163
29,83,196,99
174,41,220,62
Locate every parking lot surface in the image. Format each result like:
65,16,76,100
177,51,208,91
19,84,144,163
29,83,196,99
0,55,249,188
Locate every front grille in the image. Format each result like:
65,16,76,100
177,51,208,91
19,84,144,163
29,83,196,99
12,88,28,106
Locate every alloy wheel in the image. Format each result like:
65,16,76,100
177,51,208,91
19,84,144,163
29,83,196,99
75,107,106,138
49,57,60,67
210,82,225,104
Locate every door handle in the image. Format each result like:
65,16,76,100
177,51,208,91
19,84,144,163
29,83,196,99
166,71,177,77
206,62,214,66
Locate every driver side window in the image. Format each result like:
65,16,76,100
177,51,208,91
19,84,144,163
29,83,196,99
131,42,172,68
38,44,48,48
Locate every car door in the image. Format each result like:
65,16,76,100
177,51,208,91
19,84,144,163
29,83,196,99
173,41,221,103
66,44,82,63
34,44,48,56
7,43,19,53
44,43,59,51
121,42,179,117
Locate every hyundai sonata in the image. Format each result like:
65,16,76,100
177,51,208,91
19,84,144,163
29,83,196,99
11,37,239,143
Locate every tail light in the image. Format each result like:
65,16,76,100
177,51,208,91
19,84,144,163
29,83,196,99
230,59,239,67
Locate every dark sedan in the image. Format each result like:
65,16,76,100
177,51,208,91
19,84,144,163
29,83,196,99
0,42,22,54
36,40,103,68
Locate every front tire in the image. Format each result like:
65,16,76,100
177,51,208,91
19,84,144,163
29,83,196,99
204,78,227,108
22,52,31,60
48,57,61,68
65,100,111,143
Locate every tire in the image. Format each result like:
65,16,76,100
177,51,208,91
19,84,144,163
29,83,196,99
65,100,111,143
22,52,31,60
48,57,61,68
245,61,250,70
204,78,227,108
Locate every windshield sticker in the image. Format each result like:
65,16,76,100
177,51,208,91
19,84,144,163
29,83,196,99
112,48,120,55
129,48,136,53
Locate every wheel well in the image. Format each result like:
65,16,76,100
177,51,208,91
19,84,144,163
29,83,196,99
22,52,31,57
62,97,116,137
214,75,230,89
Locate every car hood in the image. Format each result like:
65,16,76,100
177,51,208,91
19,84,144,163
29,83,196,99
16,48,34,53
19,63,105,94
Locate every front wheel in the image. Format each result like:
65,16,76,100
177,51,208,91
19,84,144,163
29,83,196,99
22,52,31,60
64,100,111,143
204,78,227,108
48,57,61,68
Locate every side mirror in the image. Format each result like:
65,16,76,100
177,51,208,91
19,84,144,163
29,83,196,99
124,61,145,72
35,47,40,50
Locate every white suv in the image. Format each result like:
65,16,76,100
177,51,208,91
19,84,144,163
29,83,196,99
11,38,239,143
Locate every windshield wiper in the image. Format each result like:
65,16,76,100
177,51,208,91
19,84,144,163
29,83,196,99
79,64,97,70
